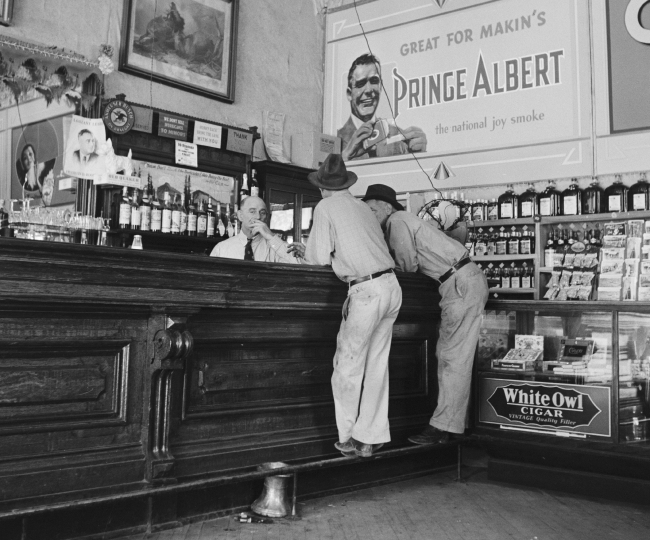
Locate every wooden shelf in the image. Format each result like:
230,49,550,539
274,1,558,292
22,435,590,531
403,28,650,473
540,210,650,224
488,288,535,293
473,254,536,262
110,229,221,254
469,218,535,227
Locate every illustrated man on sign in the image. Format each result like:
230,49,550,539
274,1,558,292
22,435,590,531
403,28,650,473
363,184,488,445
337,53,427,161
71,129,99,168
210,196,304,263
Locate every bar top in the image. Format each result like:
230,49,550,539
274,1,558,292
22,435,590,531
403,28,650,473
0,238,440,313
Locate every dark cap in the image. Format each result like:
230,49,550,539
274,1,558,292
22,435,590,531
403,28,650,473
361,184,404,211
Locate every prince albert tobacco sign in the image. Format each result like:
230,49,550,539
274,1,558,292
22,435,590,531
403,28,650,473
479,379,611,437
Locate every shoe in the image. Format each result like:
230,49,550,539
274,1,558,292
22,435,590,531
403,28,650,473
408,425,450,445
354,442,384,458
334,440,356,456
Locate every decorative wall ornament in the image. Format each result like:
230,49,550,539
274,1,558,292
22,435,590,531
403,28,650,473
0,36,103,107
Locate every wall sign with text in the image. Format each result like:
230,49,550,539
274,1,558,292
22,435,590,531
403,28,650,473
325,0,586,160
479,378,611,438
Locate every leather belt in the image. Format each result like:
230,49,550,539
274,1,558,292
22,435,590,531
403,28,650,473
349,268,394,288
439,257,472,284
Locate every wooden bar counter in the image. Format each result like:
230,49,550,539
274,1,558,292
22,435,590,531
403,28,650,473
0,238,452,539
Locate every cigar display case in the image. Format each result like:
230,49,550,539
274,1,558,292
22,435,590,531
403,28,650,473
476,302,650,445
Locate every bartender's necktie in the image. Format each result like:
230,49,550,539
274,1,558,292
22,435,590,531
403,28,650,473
244,238,254,261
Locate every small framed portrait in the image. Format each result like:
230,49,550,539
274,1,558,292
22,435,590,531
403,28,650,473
0,0,14,26
62,116,107,180
119,0,238,102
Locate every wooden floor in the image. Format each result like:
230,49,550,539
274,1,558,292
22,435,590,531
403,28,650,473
120,458,650,540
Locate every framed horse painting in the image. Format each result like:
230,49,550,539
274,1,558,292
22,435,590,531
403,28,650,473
119,0,238,102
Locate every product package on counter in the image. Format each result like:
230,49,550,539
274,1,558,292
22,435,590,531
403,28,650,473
604,222,627,236
628,219,644,238
596,287,622,301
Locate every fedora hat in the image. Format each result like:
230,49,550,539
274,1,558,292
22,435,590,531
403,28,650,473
308,153,357,190
361,184,404,211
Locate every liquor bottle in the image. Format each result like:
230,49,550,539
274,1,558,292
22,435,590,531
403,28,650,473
150,188,162,233
487,228,497,255
171,193,181,235
240,173,250,202
519,184,539,218
556,229,566,253
495,227,508,255
225,203,233,238
474,230,488,257
459,192,470,223
216,202,225,238
206,199,216,238
500,264,511,288
140,185,151,232
118,187,131,230
488,264,500,289
521,263,532,288
605,174,628,212
179,193,188,235
544,230,556,267
567,229,576,248
498,184,519,220
539,180,561,216
232,204,240,236
161,191,172,234
130,189,141,231
472,199,486,222
628,172,650,211
589,227,602,248
197,200,208,238
487,198,498,220
510,264,521,289
561,178,583,216
250,170,260,197
507,227,520,255
187,195,198,237
583,178,605,214
0,199,8,237
464,229,475,255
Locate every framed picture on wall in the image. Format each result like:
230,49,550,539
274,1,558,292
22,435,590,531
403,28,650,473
10,113,77,208
119,0,238,102
1,0,15,26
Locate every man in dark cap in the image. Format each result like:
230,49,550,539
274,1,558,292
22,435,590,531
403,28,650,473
363,184,488,445
305,155,402,458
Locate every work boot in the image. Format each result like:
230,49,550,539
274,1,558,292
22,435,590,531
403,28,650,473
354,441,384,458
334,440,356,456
408,425,450,445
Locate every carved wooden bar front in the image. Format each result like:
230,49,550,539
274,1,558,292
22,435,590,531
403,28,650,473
0,238,444,539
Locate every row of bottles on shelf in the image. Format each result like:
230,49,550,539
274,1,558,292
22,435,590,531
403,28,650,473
116,174,238,239
466,225,535,257
461,173,650,221
477,261,535,289
543,227,602,267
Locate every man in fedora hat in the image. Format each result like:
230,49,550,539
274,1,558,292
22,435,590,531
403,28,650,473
304,154,402,458
363,184,488,445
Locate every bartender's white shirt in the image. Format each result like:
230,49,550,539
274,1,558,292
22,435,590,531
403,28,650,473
210,231,301,264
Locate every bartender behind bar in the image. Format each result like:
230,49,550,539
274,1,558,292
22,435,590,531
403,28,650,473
210,195,304,262
363,184,488,445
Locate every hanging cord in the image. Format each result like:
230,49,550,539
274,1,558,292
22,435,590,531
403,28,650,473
351,0,440,194
149,0,159,114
